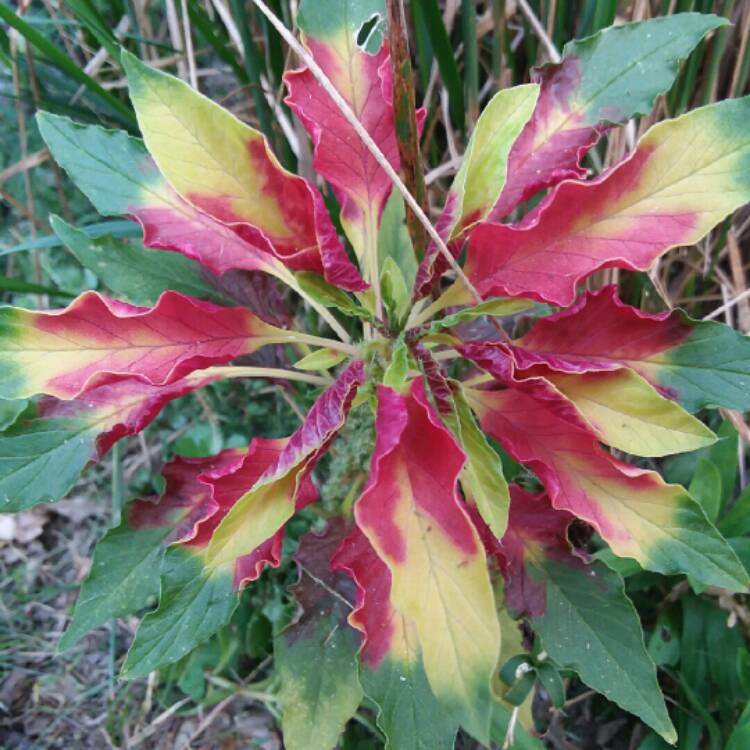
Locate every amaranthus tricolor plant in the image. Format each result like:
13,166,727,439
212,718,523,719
2,3,750,747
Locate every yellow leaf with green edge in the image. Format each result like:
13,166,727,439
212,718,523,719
545,369,716,457
445,84,539,238
355,381,500,743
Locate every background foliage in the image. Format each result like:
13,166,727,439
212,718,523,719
1,1,749,748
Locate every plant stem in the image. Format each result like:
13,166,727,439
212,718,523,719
252,0,485,307
275,264,352,343
204,365,332,387
386,0,428,259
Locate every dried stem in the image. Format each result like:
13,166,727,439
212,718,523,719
386,0,428,258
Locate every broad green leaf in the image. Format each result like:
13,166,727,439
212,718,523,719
121,546,237,679
688,458,722,524
0,400,27,431
51,216,231,307
59,513,165,650
276,522,363,750
0,417,97,512
531,557,676,743
363,656,458,750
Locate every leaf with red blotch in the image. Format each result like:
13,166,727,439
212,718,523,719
121,51,366,291
59,449,242,651
466,96,750,306
0,372,218,512
275,519,363,750
285,3,399,266
487,14,728,221
332,523,460,750
487,486,676,742
0,291,300,401
510,286,750,413
203,360,365,573
465,380,748,592
353,379,499,743
121,436,319,680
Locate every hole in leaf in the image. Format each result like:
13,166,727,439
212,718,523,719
356,14,381,49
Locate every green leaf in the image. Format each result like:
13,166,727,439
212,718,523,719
362,656,459,750
561,13,730,125
413,0,463,127
428,297,532,332
688,458,722,524
293,348,348,371
0,274,75,299
275,522,363,750
59,510,165,650
296,272,372,321
121,546,238,679
0,400,28,431
382,337,410,392
0,416,96,512
531,558,676,743
380,256,410,327
377,191,417,290
297,0,385,50
0,5,134,126
447,386,510,539
727,703,750,750
51,216,230,307
36,112,152,216
447,85,539,237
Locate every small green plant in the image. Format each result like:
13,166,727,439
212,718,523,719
2,3,750,748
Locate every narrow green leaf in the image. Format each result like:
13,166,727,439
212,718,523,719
0,221,141,257
296,272,372,321
293,348,347,371
0,275,75,298
447,386,510,539
382,337,410,392
0,5,135,126
429,298,532,332
417,0,464,127
380,256,410,327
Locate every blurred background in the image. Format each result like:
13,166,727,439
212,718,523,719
1,1,749,748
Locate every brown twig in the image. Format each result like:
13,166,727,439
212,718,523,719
386,0,428,259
